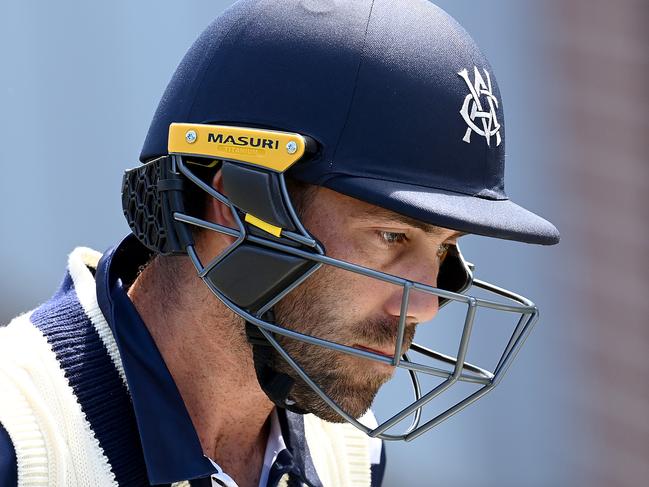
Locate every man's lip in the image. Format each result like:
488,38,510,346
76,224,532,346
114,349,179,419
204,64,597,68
353,344,395,358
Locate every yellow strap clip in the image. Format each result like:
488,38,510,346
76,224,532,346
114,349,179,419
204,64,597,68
245,214,282,238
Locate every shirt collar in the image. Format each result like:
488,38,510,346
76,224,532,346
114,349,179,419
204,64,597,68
95,235,321,487
96,234,215,484
258,409,287,487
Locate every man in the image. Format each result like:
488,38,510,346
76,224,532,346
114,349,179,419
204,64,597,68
0,1,559,486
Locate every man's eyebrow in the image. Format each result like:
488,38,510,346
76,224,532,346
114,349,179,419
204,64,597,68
354,207,466,238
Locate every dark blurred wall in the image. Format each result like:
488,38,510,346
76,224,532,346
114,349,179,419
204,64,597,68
548,0,649,485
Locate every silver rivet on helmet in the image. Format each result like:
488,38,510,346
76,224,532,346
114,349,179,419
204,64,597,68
185,130,197,144
286,141,298,154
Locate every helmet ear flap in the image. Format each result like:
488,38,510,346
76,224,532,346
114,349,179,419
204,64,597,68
437,244,473,307
122,156,193,255
221,162,297,231
204,243,317,313
205,160,321,314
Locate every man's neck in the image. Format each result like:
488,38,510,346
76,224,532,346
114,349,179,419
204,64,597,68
127,254,274,486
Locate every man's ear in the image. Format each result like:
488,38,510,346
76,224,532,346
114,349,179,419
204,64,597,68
204,169,237,229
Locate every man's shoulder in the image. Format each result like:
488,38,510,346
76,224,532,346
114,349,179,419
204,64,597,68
0,247,141,486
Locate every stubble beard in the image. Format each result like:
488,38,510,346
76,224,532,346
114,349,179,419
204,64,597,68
270,266,416,423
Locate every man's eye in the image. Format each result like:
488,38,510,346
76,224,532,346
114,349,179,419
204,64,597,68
377,231,408,245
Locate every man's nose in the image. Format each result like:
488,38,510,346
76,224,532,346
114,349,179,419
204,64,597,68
383,260,441,324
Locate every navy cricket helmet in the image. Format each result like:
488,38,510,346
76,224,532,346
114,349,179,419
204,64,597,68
123,0,559,441
140,0,559,245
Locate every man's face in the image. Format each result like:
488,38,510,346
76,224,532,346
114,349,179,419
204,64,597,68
271,187,463,422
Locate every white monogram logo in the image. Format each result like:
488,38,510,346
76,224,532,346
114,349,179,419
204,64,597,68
458,67,502,147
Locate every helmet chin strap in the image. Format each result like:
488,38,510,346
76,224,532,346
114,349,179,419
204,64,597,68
245,312,308,415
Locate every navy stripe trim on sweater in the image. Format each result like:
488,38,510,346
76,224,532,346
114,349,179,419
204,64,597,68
30,272,150,487
0,422,17,487
370,443,386,487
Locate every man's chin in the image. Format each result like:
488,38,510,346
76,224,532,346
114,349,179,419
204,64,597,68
287,380,382,423
302,404,351,423
292,395,370,424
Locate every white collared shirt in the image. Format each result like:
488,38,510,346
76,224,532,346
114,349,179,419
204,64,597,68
258,408,287,487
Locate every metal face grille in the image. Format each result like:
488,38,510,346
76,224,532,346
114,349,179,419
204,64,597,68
171,155,539,442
